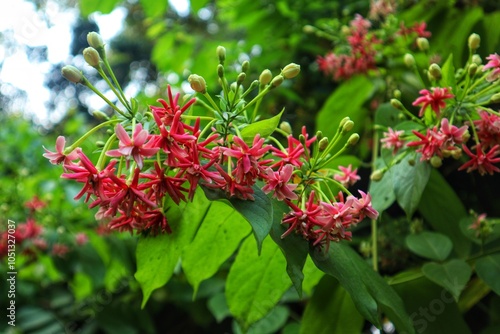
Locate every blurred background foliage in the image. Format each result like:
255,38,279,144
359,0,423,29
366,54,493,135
2,0,500,333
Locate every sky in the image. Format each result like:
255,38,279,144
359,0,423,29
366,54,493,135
0,0,189,128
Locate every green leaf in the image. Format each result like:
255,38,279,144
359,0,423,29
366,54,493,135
241,305,289,334
269,198,309,297
226,236,290,331
135,191,210,308
139,0,168,18
191,0,210,12
315,76,373,139
182,201,251,295
405,231,453,261
374,102,401,128
459,217,500,245
70,272,93,301
208,292,231,323
368,158,396,213
310,243,415,333
392,154,431,218
240,109,283,144
439,54,456,93
422,259,472,301
475,254,500,295
302,256,325,297
418,169,471,257
300,275,363,334
79,0,121,16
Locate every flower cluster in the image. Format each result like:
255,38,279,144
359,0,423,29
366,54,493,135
46,33,378,249
377,33,500,177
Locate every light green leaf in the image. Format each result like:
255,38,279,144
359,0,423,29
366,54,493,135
135,191,210,308
392,154,431,218
475,254,500,295
440,54,456,93
406,231,453,261
369,158,396,213
226,236,290,331
240,110,283,144
182,201,251,295
300,275,363,334
80,0,121,16
422,259,472,301
191,0,210,12
139,0,168,18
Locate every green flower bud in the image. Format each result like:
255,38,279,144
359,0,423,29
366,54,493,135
408,158,416,166
404,53,415,67
282,63,301,79
259,69,272,85
430,156,442,168
319,137,329,151
390,98,404,110
339,117,350,128
303,25,315,34
428,63,442,80
217,64,224,79
188,74,207,94
96,141,106,148
348,133,360,145
61,65,84,84
242,60,250,73
83,47,101,68
370,169,385,181
92,110,109,120
315,130,323,141
468,63,478,77
468,33,480,51
393,89,402,99
472,54,482,65
491,93,500,103
451,149,462,160
416,37,429,51
87,32,104,49
271,75,284,88
237,72,246,85
216,45,226,64
279,121,292,134
342,120,354,134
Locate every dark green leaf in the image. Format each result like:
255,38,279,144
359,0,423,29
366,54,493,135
422,259,472,301
374,102,401,128
439,54,456,93
392,154,431,218
459,217,500,245
300,275,363,334
208,292,231,323
310,243,415,333
406,232,453,261
240,110,283,144
475,254,500,295
418,169,471,257
369,158,396,213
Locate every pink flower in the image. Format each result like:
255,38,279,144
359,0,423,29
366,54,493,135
106,123,159,169
261,164,298,201
412,87,454,117
407,128,445,161
381,128,405,154
473,110,500,148
52,243,69,257
25,196,46,211
440,118,468,146
281,192,322,238
348,190,379,221
75,232,88,245
483,53,500,81
43,136,78,165
458,144,500,175
271,126,316,169
333,164,361,187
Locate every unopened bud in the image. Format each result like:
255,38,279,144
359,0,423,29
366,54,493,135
370,169,385,181
342,120,355,134
217,64,224,78
393,90,402,99
404,53,415,67
299,134,306,146
87,32,104,49
348,133,360,145
468,33,480,51
468,63,478,77
490,93,500,103
408,158,416,166
279,121,292,134
430,156,442,168
416,37,429,51
92,110,109,120
271,75,284,88
462,131,470,143
188,74,207,93
341,25,350,35
472,54,482,65
451,149,462,159
83,47,101,68
303,25,315,34
282,63,301,79
96,141,106,148
319,137,329,151
237,72,246,85
428,63,442,80
391,98,404,110
61,65,84,84
259,69,272,85
242,60,250,73
216,45,226,64
339,117,350,128
315,130,323,141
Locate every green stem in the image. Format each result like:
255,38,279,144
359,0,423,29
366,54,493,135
97,67,129,111
102,57,132,112
82,77,128,118
96,133,117,170
203,92,223,115
65,119,119,154
371,130,380,272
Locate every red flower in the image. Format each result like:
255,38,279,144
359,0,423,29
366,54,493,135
440,118,468,146
139,162,187,205
261,164,298,200
281,192,322,238
52,243,69,257
407,128,445,160
25,196,46,212
43,136,78,165
458,144,500,175
412,87,454,117
106,123,159,169
483,53,500,81
381,128,406,154
271,126,316,169
348,190,379,222
473,110,500,148
333,164,361,187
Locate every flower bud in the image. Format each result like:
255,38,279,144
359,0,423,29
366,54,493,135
393,89,402,99
87,32,104,49
468,33,480,51
472,54,482,65
404,53,415,68
339,117,350,128
490,93,500,103
468,63,478,77
188,74,207,93
237,72,246,85
83,47,101,68
96,141,106,148
428,63,442,80
303,25,315,34
390,98,404,110
92,110,109,120
451,148,462,159
61,65,84,84
408,158,416,166
217,64,224,78
282,63,301,79
259,69,272,85
279,121,292,134
462,131,470,143
416,37,429,51
216,45,226,64
430,156,442,168
319,137,329,151
242,60,250,73
370,169,385,181
348,133,360,145
271,75,284,88
342,120,355,134
315,130,323,141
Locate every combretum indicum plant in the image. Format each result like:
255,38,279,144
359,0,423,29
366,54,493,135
44,32,378,250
